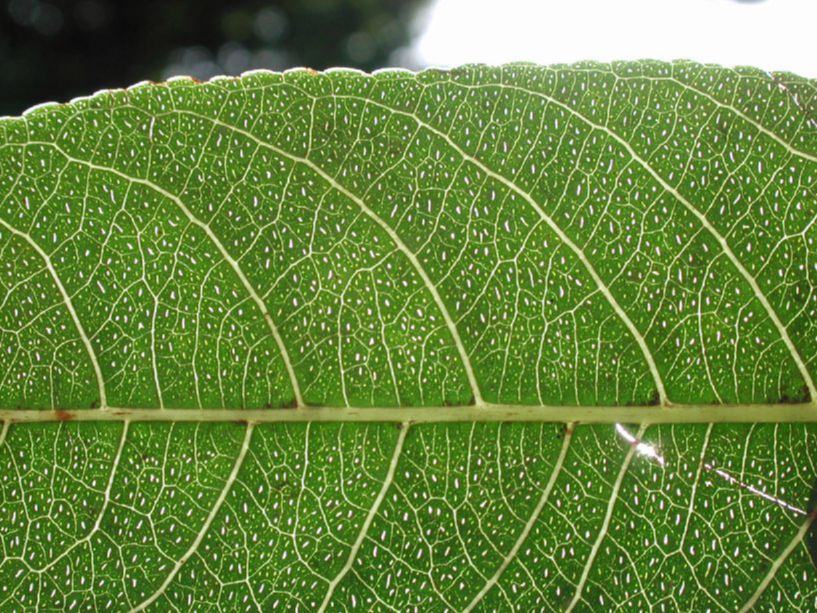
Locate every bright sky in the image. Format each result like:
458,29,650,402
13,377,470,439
413,0,817,78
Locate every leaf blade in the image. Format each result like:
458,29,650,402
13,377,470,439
1,62,817,610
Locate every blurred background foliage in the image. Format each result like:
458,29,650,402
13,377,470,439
0,0,792,117
0,0,428,115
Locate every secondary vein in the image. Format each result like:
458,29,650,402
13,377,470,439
318,421,409,611
462,80,817,403
566,423,645,612
330,92,669,406
18,140,305,409
130,422,255,612
464,422,574,611
0,216,108,409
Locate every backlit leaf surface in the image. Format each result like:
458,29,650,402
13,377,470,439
0,61,816,610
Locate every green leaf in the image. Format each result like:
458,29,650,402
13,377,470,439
1,61,816,610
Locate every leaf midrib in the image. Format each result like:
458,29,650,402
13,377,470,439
3,403,817,423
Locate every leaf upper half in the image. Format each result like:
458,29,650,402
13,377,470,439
3,61,817,409
1,62,817,611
